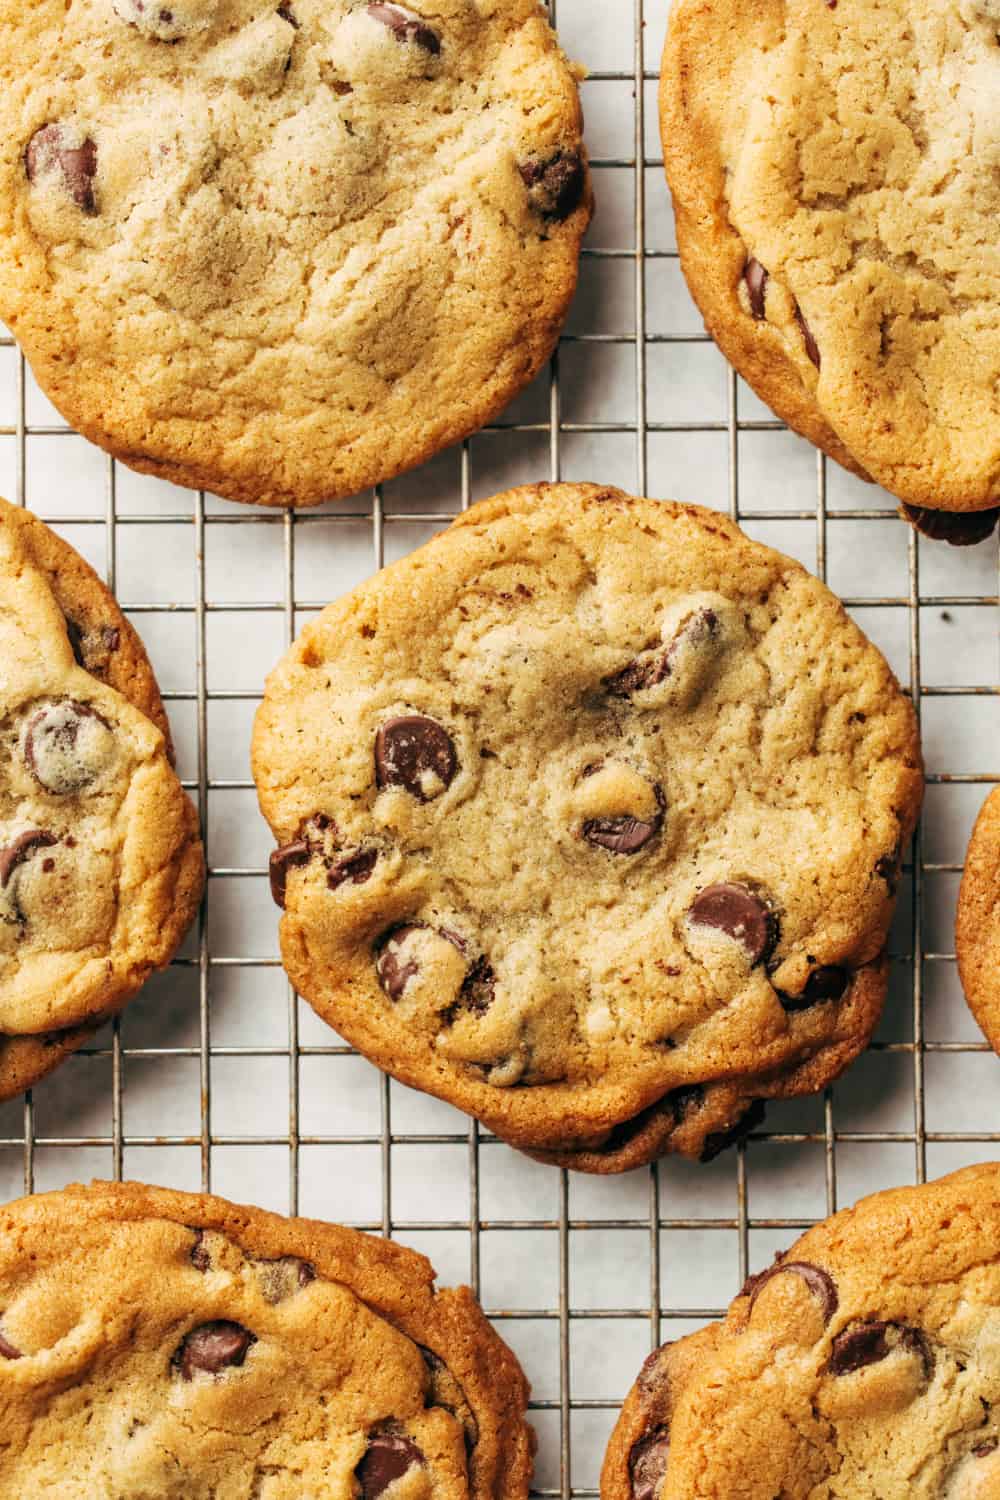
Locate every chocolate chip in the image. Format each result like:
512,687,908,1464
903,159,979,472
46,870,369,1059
519,149,586,220
0,1328,22,1361
366,2,440,52
583,814,661,855
189,1230,210,1272
700,1098,766,1162
605,608,719,697
66,619,120,678
375,923,426,999
457,954,495,1016
268,839,310,908
875,846,901,891
743,1259,839,1324
23,700,113,795
795,305,821,368
256,1256,315,1303
974,1438,999,1457
744,258,768,320
0,830,58,892
328,848,377,890
688,882,776,965
419,1344,480,1450
172,1321,255,1379
355,1433,423,1500
828,1320,931,1377
902,504,1000,546
778,965,849,1011
277,1,300,25
629,1427,670,1500
636,1342,672,1398
25,126,98,214
375,715,457,801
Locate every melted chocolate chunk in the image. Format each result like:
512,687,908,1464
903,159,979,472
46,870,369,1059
519,149,586,220
375,923,426,999
744,258,769,320
778,965,849,1012
973,1437,999,1458
583,813,660,855
24,700,112,796
828,1320,931,1377
366,2,440,52
268,839,310,908
605,609,719,697
66,619,120,677
419,1344,479,1449
375,715,457,801
25,126,98,214
700,1099,766,1162
173,1320,255,1379
629,1427,670,1500
795,305,821,368
0,830,58,892
189,1230,210,1272
456,954,495,1016
902,504,1000,547
0,1327,22,1360
356,1432,423,1499
277,1,300,24
636,1342,672,1398
874,846,902,891
744,1258,839,1324
328,848,378,891
688,882,776,965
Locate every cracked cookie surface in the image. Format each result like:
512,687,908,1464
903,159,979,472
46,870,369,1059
957,787,1000,1054
603,1162,1000,1500
0,0,590,508
0,497,204,1052
0,1179,532,1498
252,483,922,1168
659,0,1000,523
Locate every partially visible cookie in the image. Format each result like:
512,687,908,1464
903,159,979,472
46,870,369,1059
253,482,922,1169
0,1179,533,1498
659,0,1000,536
0,0,590,507
956,787,1000,1051
0,497,204,1057
603,1163,1000,1500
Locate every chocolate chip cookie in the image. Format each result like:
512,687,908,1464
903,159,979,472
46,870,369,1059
659,0,1000,543
252,482,922,1170
0,1179,532,1497
957,787,1000,1054
603,1162,1000,1500
0,0,590,509
0,498,204,1086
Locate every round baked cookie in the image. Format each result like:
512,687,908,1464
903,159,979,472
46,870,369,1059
603,1163,1000,1500
0,0,591,509
956,787,1000,1052
252,482,923,1170
659,0,1000,538
0,496,204,1048
0,1179,533,1497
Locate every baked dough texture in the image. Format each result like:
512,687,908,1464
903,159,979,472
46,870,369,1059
252,483,923,1169
957,786,1000,1052
602,1163,1000,1500
0,0,590,508
0,1179,533,1498
0,498,204,1082
659,0,1000,529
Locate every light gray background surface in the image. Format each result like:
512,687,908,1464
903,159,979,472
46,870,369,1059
1,2,998,1493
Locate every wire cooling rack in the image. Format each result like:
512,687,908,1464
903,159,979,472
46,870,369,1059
1,2,998,1494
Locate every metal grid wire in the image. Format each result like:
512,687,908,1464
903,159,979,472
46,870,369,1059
0,1,998,1494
